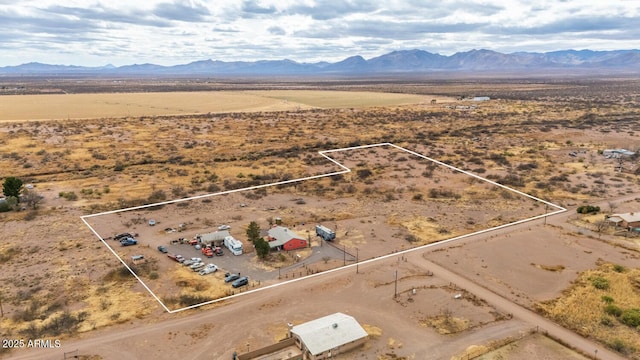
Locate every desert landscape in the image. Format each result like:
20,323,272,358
1,77,640,360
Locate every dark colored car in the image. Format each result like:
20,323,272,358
114,233,133,241
120,238,137,246
231,276,248,288
157,245,168,253
224,273,240,283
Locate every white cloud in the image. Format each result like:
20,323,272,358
0,0,639,66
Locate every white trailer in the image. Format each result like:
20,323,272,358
224,235,243,256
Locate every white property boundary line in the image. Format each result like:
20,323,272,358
80,143,566,313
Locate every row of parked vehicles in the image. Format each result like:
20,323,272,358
163,253,249,287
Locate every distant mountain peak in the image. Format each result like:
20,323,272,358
1,49,639,76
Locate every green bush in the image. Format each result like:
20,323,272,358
620,308,640,327
610,338,626,353
604,304,623,317
590,276,609,290
577,205,600,214
613,264,626,273
59,191,78,201
0,201,10,212
601,295,615,304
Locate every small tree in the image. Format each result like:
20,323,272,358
254,238,270,259
246,221,261,244
22,189,43,210
2,177,23,202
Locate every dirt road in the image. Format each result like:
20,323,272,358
410,253,626,360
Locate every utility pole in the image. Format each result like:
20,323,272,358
544,203,548,226
343,244,346,266
394,270,398,299
356,248,359,274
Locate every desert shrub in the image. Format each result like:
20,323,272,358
0,246,21,263
613,264,626,273
488,153,510,166
620,308,640,327
549,173,569,182
497,174,525,187
179,294,209,307
147,190,167,203
604,304,623,317
428,188,461,199
207,183,221,193
577,205,600,214
59,191,78,201
405,234,418,243
591,276,609,290
412,193,423,201
601,295,615,304
610,338,627,353
356,168,372,179
23,211,37,221
103,267,134,283
383,192,397,202
0,201,11,212
600,316,615,327
516,162,538,171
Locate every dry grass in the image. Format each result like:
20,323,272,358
537,263,640,358
363,323,383,339
419,313,470,335
0,90,436,121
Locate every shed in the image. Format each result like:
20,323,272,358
290,312,368,360
198,230,230,246
609,212,640,229
267,226,307,251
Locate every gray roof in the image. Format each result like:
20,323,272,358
267,226,302,248
611,212,640,223
291,313,368,355
200,230,230,243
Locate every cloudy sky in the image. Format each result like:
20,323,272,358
1,0,639,66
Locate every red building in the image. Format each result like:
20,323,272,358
267,226,308,251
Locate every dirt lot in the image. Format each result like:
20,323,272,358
1,79,640,359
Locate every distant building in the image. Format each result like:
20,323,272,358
608,212,640,229
472,96,490,101
290,313,368,360
603,149,636,158
267,226,307,251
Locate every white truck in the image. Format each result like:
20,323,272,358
223,235,243,256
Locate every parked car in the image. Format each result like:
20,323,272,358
148,219,156,226
184,257,202,266
167,254,183,262
213,246,224,256
232,276,249,288
202,247,214,257
218,224,231,230
224,273,240,283
190,262,205,271
120,238,137,246
199,264,218,275
157,245,168,253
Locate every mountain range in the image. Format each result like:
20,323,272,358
2,49,639,76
